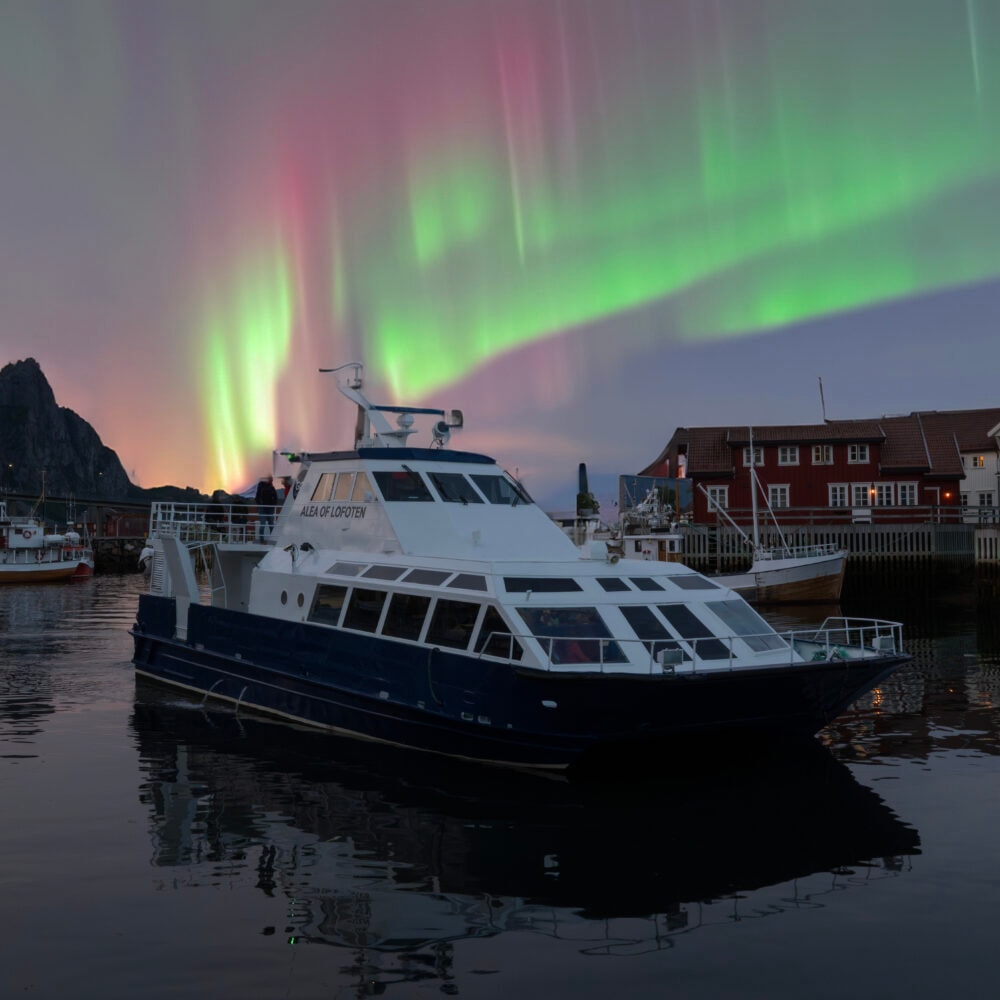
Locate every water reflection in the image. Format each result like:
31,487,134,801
0,576,143,753
132,686,919,986
761,565,1000,763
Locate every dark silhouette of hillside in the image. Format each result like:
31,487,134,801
0,358,204,503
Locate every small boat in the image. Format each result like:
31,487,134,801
131,363,910,770
0,500,95,583
705,543,846,604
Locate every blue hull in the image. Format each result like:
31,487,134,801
132,594,908,769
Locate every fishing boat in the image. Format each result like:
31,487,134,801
131,363,909,770
0,500,94,583
613,484,847,604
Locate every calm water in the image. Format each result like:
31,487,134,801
1,566,999,999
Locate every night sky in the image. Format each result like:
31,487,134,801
2,0,998,507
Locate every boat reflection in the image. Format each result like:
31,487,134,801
132,683,919,977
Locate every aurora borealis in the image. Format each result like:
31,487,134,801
2,0,999,504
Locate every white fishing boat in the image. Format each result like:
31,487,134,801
0,500,94,584
131,363,907,770
614,427,847,605
703,538,847,605
609,483,845,604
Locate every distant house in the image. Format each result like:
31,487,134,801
641,408,1000,525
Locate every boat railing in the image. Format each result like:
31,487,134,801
786,617,905,659
755,541,845,561
148,501,279,545
479,616,904,675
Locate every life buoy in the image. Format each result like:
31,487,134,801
21,529,31,539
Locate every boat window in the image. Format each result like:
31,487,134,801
597,577,631,592
620,606,690,660
425,598,480,650
311,472,336,502
334,473,355,501
470,474,532,505
474,606,523,661
503,577,582,593
706,600,788,652
516,606,627,665
448,573,488,591
373,469,434,502
429,472,484,504
670,575,720,590
351,472,374,502
382,593,431,641
403,568,452,586
308,584,349,626
629,577,664,591
656,605,731,660
327,561,365,577
362,565,406,581
342,588,388,633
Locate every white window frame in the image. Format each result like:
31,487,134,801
898,482,918,506
768,484,790,508
848,444,870,464
829,484,848,507
852,483,873,506
777,446,799,466
812,444,833,465
874,483,894,506
979,492,995,507
972,455,985,469
706,485,729,511
742,446,764,467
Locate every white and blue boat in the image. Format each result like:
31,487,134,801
131,363,911,770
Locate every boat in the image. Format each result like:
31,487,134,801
0,500,95,583
612,484,847,604
131,362,910,770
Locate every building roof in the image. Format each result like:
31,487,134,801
724,421,886,446
914,408,1000,452
877,415,931,472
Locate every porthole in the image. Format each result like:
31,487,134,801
297,593,304,608
280,591,288,605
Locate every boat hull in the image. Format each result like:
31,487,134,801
0,560,88,583
717,551,847,604
132,594,907,770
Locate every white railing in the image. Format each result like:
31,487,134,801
478,617,905,674
148,501,279,544
754,541,844,561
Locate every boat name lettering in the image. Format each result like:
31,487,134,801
299,503,367,519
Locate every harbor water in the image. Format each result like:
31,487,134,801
1,565,999,999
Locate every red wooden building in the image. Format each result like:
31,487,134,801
640,409,1000,525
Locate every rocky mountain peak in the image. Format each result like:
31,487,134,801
0,357,132,498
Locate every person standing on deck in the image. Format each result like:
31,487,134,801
255,475,278,540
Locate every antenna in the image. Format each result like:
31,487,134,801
818,376,827,422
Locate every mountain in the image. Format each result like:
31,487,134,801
0,357,200,502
